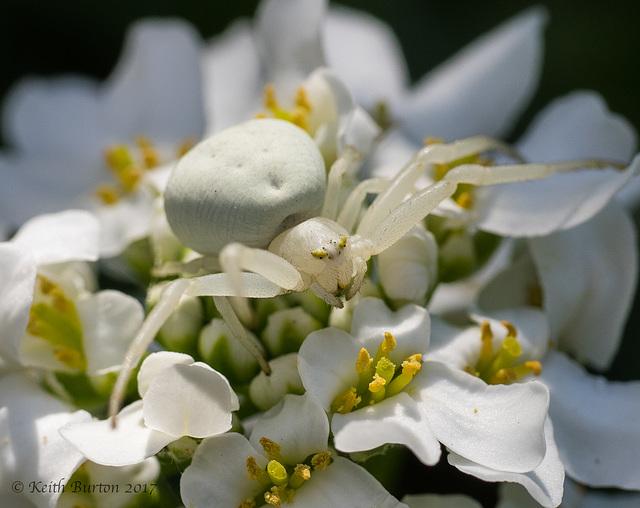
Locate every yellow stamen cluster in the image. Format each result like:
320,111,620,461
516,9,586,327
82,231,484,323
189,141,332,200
465,321,542,385
96,135,196,205
26,275,86,370
244,437,331,507
256,84,313,132
330,332,422,415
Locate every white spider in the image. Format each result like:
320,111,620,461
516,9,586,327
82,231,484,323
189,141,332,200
109,118,613,420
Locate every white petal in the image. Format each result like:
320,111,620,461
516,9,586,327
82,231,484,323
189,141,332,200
396,7,547,143
180,433,268,508
331,393,442,466
0,244,36,367
59,400,174,467
101,19,205,143
293,456,407,508
137,351,195,397
142,362,234,438
349,297,431,360
298,327,362,411
249,394,329,465
448,417,564,508
254,0,326,98
418,362,548,473
10,209,100,265
2,76,102,156
0,372,92,508
475,153,640,236
539,350,640,489
202,20,262,133
529,202,637,369
517,91,637,163
324,6,409,110
77,290,144,375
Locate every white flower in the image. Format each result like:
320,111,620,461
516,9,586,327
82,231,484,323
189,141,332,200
298,298,550,474
428,308,640,494
0,19,205,255
0,371,92,508
180,393,406,507
0,210,143,376
59,352,239,467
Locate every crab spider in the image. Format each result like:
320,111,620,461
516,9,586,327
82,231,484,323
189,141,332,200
108,118,615,422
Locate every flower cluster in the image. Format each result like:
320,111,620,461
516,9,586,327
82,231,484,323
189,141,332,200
1,1,639,507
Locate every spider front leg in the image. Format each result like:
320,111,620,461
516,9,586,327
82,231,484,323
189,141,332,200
108,271,286,423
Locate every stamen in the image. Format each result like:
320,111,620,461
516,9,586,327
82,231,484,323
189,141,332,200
260,437,284,462
267,460,289,486
311,451,331,470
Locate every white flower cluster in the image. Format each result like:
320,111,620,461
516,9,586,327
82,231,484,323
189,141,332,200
1,1,639,507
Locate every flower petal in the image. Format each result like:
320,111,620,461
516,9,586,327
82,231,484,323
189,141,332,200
78,290,144,375
249,394,329,465
324,6,409,110
448,417,564,508
137,351,195,398
396,7,547,142
180,433,268,508
142,362,234,438
517,91,637,163
418,361,548,473
331,393,442,466
59,400,174,467
101,19,205,143
474,153,640,237
293,456,407,508
529,202,637,369
0,244,36,369
10,209,100,266
539,350,640,489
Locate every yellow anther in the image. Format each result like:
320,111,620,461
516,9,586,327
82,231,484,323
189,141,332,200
330,387,361,414
264,486,283,507
104,145,133,172
424,136,445,146
260,437,283,461
455,191,474,209
293,87,312,112
289,109,308,131
239,499,257,508
263,84,280,111
177,136,197,158
53,346,85,370
356,348,372,373
246,456,268,482
94,184,120,205
368,373,387,393
501,320,518,339
382,332,396,353
434,163,450,181
311,451,331,470
402,354,422,375
293,464,311,481
312,250,327,259
135,135,160,169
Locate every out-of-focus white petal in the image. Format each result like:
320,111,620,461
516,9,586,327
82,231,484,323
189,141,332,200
529,202,637,370
59,400,174,467
293,456,408,508
101,19,205,143
254,0,327,99
396,7,547,143
0,372,91,508
249,394,329,465
324,6,409,111
418,362,548,473
540,350,640,490
10,209,100,266
180,433,268,508
517,91,637,163
142,362,235,438
475,154,640,237
448,418,564,508
202,20,262,133
331,393,442,466
0,244,36,368
2,76,102,157
78,290,144,375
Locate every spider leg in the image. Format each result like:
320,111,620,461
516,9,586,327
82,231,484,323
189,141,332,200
336,177,389,233
356,136,516,238
321,145,364,221
219,242,306,325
